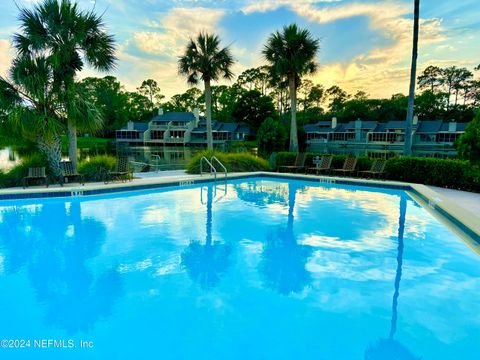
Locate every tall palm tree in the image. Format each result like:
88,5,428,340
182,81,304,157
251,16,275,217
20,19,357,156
15,0,116,170
178,32,234,150
0,55,101,176
263,24,320,152
404,0,420,156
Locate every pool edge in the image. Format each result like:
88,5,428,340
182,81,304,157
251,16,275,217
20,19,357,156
0,171,478,240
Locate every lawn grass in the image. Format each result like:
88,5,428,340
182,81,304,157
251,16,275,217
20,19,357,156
61,136,113,150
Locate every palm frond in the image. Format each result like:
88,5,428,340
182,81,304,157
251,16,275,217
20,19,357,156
178,32,235,85
263,23,320,84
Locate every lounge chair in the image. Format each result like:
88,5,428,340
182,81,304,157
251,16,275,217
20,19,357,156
278,153,306,173
332,156,358,177
306,155,333,175
59,161,85,186
358,159,386,179
23,167,48,188
105,156,132,183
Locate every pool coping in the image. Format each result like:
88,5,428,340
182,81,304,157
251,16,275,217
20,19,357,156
0,171,478,242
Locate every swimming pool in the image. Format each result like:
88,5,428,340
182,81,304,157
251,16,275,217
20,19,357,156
0,177,478,359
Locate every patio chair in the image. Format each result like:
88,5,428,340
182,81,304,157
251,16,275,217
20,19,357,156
306,155,333,175
23,167,48,188
59,161,85,186
332,156,358,177
105,156,132,183
358,159,387,179
278,153,306,173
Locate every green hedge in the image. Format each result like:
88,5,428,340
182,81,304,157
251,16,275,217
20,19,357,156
276,151,480,192
78,155,117,181
186,150,270,174
276,152,373,172
384,157,480,192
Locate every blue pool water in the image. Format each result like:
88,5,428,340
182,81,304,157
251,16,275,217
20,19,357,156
0,178,478,359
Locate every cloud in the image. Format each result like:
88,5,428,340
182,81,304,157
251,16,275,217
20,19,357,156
108,6,230,97
242,0,342,14
133,7,226,58
0,39,13,77
243,1,447,98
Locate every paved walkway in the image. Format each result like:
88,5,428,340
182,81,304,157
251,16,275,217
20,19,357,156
427,186,480,220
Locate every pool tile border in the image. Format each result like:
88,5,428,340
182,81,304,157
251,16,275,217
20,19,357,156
0,171,478,242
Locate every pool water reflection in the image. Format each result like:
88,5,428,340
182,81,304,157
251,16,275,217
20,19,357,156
0,178,478,359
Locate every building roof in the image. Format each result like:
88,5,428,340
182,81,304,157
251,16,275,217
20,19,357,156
237,124,252,134
304,124,335,133
118,121,149,132
151,112,196,123
219,123,239,132
343,120,378,130
439,121,468,132
191,120,251,134
316,121,332,128
416,120,443,133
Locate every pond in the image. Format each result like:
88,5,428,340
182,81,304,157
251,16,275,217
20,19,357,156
0,144,204,173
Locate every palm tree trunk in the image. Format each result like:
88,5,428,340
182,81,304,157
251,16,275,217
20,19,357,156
204,80,213,150
288,74,298,152
68,118,78,171
404,0,420,156
37,134,62,177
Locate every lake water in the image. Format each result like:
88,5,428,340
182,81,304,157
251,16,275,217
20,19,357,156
0,145,203,173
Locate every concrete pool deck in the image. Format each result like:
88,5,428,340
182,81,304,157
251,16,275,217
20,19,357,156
0,170,478,242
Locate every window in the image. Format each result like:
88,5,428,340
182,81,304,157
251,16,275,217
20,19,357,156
331,132,355,141
151,130,165,139
307,133,328,141
116,131,140,140
419,134,436,142
368,132,399,142
436,133,459,143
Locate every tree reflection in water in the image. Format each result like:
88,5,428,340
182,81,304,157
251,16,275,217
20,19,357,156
181,184,232,288
260,182,312,295
365,194,420,360
0,200,122,335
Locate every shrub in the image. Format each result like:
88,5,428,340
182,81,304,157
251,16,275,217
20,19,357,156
385,157,472,189
78,155,116,181
275,151,480,193
456,112,480,164
0,154,48,188
462,165,480,192
276,152,373,171
186,150,270,174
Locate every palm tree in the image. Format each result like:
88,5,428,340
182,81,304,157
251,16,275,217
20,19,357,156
0,55,101,176
263,24,320,152
178,32,234,150
15,0,116,170
404,0,420,156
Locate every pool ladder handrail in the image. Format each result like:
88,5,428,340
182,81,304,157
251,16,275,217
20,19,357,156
211,156,227,180
200,156,227,181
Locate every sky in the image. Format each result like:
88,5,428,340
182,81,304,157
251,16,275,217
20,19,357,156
0,0,479,100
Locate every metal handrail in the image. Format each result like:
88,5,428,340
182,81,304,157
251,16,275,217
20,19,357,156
211,156,227,180
200,156,217,181
151,154,161,164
